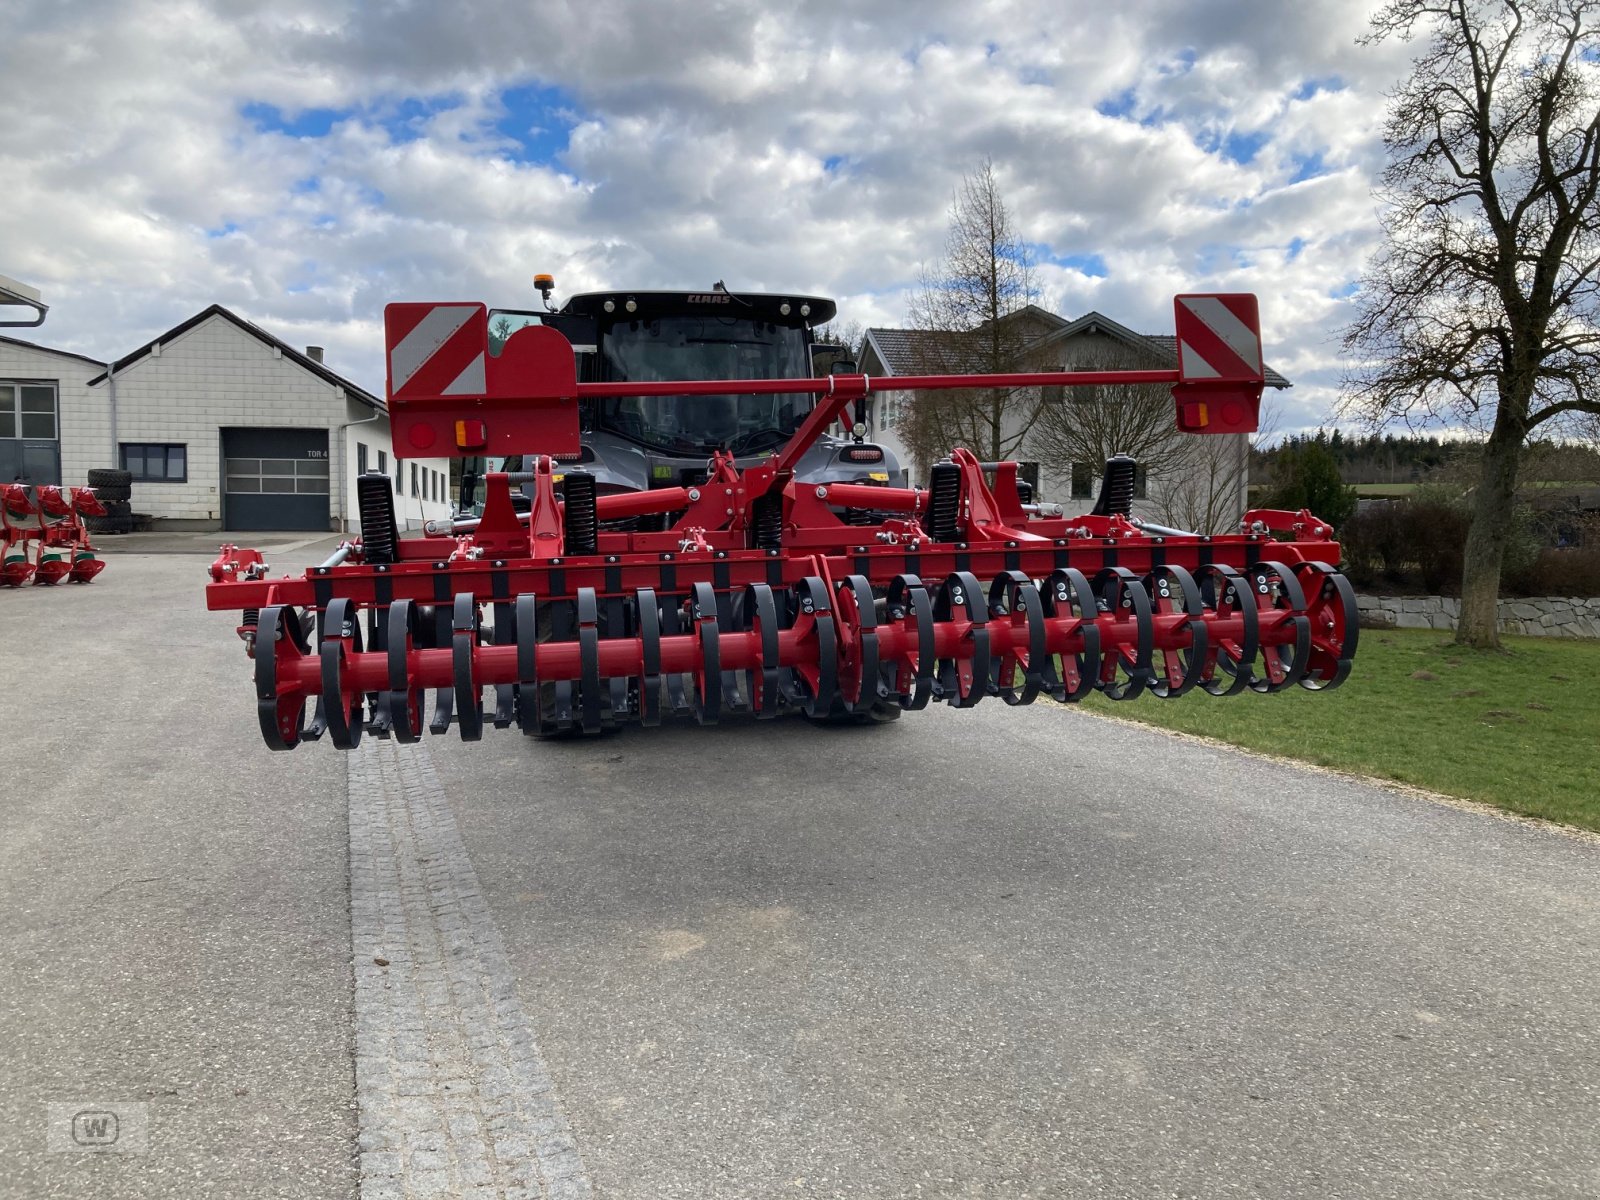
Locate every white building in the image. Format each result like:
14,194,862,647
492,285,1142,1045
1,305,451,533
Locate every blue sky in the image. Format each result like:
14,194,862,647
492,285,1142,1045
1,0,1421,439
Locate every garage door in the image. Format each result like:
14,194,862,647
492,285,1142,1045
222,427,330,531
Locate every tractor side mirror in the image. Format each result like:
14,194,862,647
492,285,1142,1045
829,359,858,374
458,456,484,513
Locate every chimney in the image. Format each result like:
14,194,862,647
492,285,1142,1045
306,345,325,363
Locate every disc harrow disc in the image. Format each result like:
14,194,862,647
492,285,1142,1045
789,577,838,717
1195,564,1258,697
1248,561,1312,693
689,582,722,724
576,587,604,733
633,587,663,727
833,574,881,714
933,571,990,708
1294,561,1358,691
1041,568,1100,702
742,582,783,718
321,597,365,750
1145,565,1207,700
1092,567,1155,701
255,604,311,751
988,570,1046,706
386,598,424,742
514,593,560,737
884,573,935,710
453,592,484,741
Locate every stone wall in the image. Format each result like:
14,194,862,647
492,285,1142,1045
1355,593,1600,638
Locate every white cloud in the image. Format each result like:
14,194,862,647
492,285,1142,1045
1,0,1418,437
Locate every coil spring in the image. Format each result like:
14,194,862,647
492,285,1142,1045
927,461,961,541
752,492,783,549
844,507,874,526
356,471,398,564
563,471,598,556
1093,455,1137,518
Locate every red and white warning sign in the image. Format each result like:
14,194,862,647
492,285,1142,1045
1171,294,1264,435
382,302,581,457
1174,294,1263,384
385,303,489,401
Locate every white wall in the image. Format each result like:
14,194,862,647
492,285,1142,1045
0,340,107,485
347,427,452,533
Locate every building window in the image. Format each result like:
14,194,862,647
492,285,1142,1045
0,381,58,440
1133,465,1148,500
1070,463,1093,498
358,442,369,476
377,449,387,474
411,462,419,497
121,443,188,482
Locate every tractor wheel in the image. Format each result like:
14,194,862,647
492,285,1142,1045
94,485,132,503
805,696,902,726
87,514,133,535
87,469,133,489
100,500,132,517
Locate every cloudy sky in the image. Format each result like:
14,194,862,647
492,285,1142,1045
2,0,1418,438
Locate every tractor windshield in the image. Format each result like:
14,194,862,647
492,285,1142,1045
596,316,812,455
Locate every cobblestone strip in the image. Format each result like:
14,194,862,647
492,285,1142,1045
349,738,592,1200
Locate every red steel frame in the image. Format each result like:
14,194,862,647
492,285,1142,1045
207,293,1358,750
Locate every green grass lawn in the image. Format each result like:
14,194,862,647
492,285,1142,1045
1077,628,1600,831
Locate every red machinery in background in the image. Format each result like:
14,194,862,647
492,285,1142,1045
1,484,107,587
207,291,1356,751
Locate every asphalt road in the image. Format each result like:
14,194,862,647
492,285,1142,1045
0,540,355,1200
435,706,1600,1199
4,545,1600,1198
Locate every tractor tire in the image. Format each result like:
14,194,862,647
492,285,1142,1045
101,500,132,517
805,697,902,726
93,485,131,503
86,468,133,489
87,514,133,535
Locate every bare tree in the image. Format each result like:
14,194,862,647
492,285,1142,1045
1148,398,1282,533
1027,337,1193,487
1342,0,1600,648
902,159,1041,473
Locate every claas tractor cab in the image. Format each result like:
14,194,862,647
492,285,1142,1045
452,282,899,528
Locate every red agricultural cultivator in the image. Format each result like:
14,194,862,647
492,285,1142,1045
206,287,1357,751
1,484,107,587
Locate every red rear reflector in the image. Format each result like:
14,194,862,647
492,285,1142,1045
844,447,883,462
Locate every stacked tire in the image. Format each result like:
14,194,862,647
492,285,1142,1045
85,469,134,534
